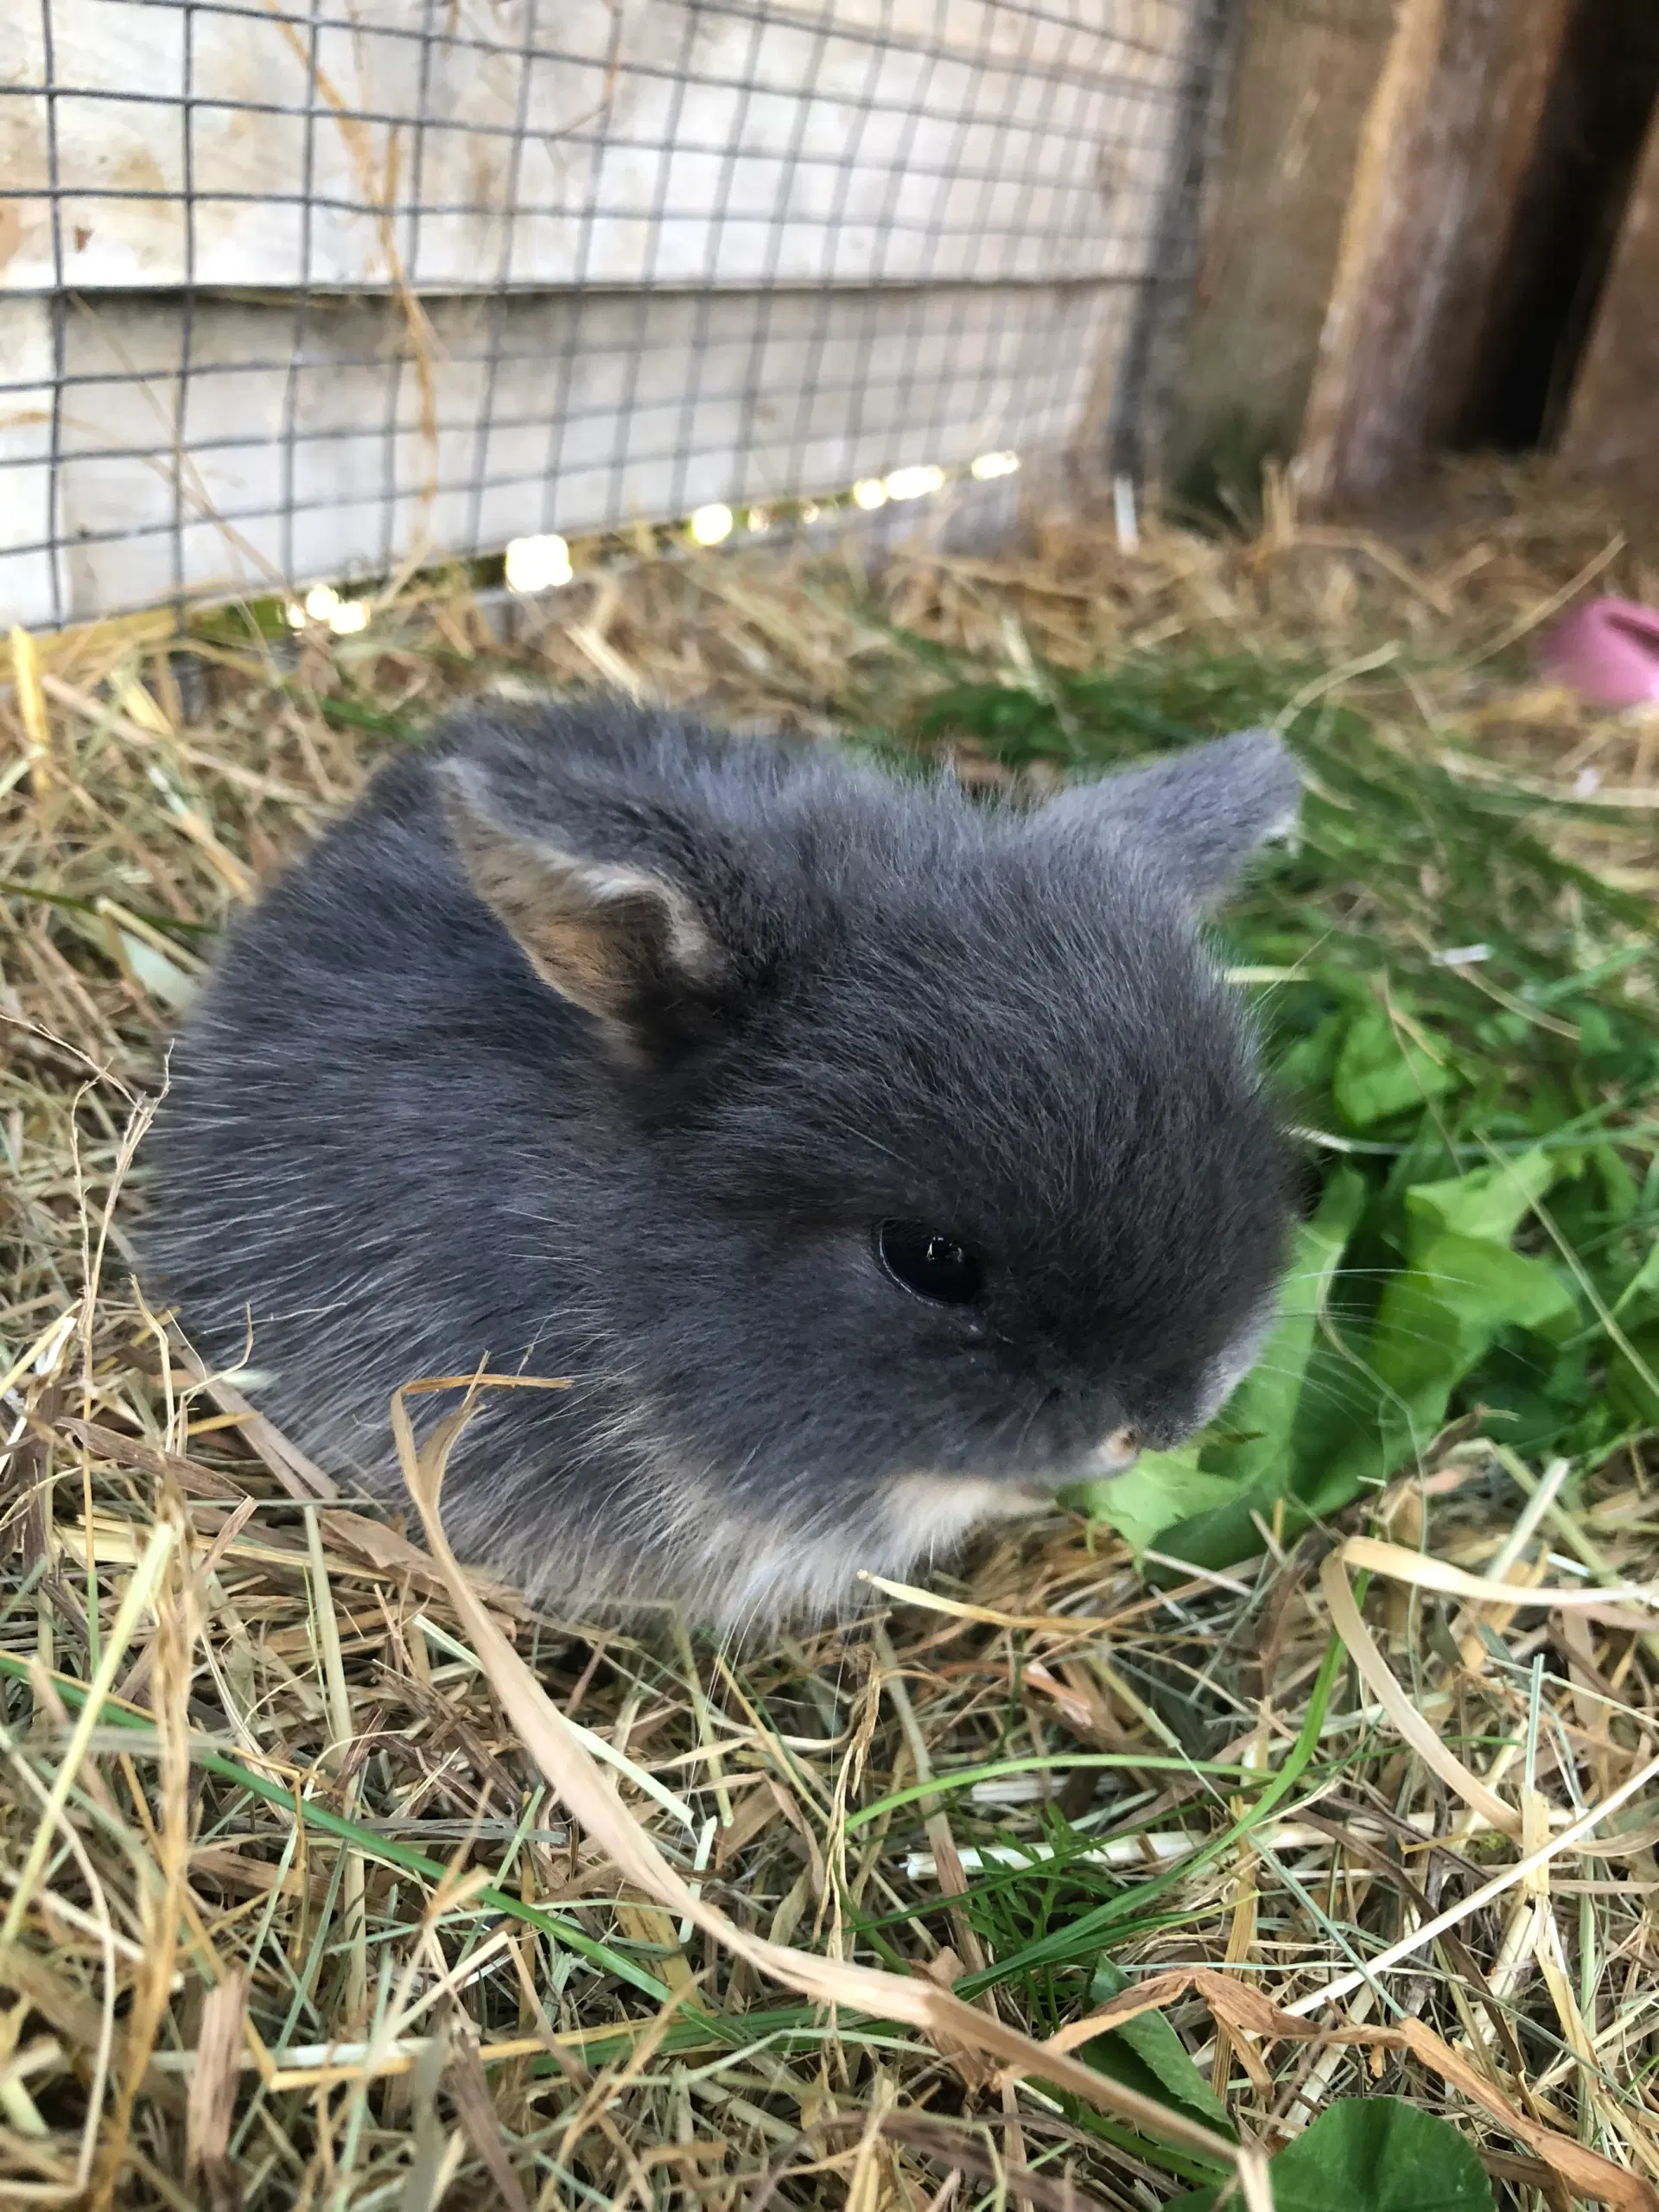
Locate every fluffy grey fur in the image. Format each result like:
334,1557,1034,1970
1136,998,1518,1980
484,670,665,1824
142,702,1300,1626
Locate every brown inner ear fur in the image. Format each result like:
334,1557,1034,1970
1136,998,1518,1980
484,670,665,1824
442,789,718,1027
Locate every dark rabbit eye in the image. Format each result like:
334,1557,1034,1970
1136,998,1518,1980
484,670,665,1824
1292,1152,1325,1221
877,1220,984,1306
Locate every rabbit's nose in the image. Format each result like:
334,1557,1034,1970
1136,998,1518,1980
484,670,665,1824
1084,1427,1139,1477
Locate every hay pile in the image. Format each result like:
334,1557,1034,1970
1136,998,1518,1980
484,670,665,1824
3,455,1658,2210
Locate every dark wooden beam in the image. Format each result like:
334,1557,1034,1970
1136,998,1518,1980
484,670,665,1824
1556,105,1659,491
1294,0,1573,511
1159,0,1398,517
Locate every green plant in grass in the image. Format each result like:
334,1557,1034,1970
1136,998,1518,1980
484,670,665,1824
1078,1960,1234,2139
1064,1972,1494,2206
1167,2095,1496,2211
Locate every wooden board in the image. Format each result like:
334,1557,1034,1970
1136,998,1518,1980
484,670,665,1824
14,277,1128,624
1159,0,1400,511
1294,0,1573,509
3,0,1191,294
0,302,56,627
1557,103,1659,488
2,0,1198,625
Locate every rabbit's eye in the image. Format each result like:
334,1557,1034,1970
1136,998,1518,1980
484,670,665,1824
877,1220,984,1306
1292,1152,1325,1221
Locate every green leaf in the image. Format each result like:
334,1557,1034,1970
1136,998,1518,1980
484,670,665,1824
1609,1325,1659,1429
1612,1239,1659,1327
1211,1167,1369,1486
1332,1003,1462,1126
1069,1446,1243,1556
1329,1012,1452,1128
1594,1143,1642,1226
1072,1173,1368,1560
1081,1962,1234,2139
1181,2096,1495,2212
1371,1235,1579,1390
1271,1006,1351,1097
1151,1186,1582,1573
1143,1480,1309,1578
1403,1147,1557,1245
1265,2098,1493,2212
1287,1232,1580,1521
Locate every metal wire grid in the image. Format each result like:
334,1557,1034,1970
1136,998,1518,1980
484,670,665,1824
2,0,1230,630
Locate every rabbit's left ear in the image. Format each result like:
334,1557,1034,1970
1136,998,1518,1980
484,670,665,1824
1034,728,1300,904
436,756,731,1060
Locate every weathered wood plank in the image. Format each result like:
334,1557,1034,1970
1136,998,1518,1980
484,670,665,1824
1160,0,1399,513
1294,0,1573,510
0,302,59,626
3,0,1192,294
14,277,1127,623
1,0,1198,621
1557,104,1659,490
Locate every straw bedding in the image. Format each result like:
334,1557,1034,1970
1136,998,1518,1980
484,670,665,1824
2,454,1657,2209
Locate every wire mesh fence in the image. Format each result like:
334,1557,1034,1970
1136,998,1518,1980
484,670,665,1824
3,0,1235,632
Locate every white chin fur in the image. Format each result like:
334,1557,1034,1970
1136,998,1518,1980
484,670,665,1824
706,1472,1055,1633
508,1470,1056,1635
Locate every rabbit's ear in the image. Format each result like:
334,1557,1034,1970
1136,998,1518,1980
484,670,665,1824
439,760,725,1045
1035,728,1300,903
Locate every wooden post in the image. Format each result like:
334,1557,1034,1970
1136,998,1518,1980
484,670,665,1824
1294,0,1574,511
1556,105,1659,491
1158,0,1400,516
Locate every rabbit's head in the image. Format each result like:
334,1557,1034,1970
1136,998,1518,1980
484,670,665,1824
430,715,1299,1621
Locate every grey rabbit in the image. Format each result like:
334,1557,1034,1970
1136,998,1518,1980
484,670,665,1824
142,700,1301,1627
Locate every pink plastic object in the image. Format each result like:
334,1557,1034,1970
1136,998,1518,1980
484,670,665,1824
1540,596,1659,709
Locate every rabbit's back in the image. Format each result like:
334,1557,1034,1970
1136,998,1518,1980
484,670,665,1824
145,747,601,1484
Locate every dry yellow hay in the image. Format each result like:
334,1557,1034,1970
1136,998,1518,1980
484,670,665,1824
2,454,1657,2210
